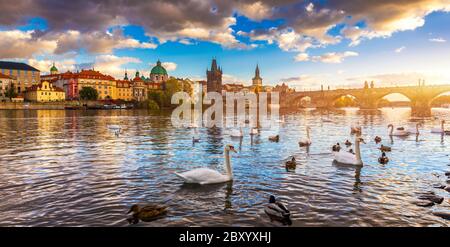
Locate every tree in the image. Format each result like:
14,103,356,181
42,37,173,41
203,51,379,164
4,87,17,100
79,87,98,101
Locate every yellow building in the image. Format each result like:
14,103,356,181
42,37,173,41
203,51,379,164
0,61,40,95
24,81,65,102
116,80,133,101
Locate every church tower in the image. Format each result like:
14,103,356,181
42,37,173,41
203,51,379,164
207,58,222,93
252,64,262,87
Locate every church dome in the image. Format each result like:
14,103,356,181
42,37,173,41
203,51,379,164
50,63,58,72
150,60,167,75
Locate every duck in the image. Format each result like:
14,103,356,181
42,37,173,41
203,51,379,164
379,145,392,152
175,145,236,185
285,157,297,171
269,135,280,142
378,152,389,164
407,123,422,135
388,124,409,136
333,136,365,166
344,139,352,146
192,129,200,143
250,127,259,136
431,120,446,134
264,195,291,225
126,204,168,224
231,127,243,138
332,143,341,152
298,127,312,147
374,136,382,143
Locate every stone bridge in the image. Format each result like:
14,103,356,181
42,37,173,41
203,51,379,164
281,84,450,116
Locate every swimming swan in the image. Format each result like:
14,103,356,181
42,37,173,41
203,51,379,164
388,124,409,136
299,127,312,147
175,145,236,185
333,136,365,166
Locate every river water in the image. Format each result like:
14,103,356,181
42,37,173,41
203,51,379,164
0,108,449,227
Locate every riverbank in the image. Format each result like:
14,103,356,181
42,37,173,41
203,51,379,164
0,101,134,110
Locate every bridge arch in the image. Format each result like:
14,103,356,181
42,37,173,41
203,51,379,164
375,92,412,108
428,91,450,107
332,94,360,108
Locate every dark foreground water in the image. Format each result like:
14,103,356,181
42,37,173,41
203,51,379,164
0,108,449,227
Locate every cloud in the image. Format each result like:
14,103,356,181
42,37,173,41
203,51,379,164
0,0,449,60
0,29,156,59
0,30,57,59
150,61,178,71
294,53,310,62
28,58,77,73
93,55,142,79
295,51,358,63
395,46,406,53
429,37,447,42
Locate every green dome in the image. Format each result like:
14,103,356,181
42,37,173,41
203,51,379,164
150,60,168,75
50,63,58,72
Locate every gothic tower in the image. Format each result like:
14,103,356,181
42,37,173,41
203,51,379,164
207,59,222,93
252,64,262,87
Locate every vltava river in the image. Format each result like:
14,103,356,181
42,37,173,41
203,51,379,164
0,108,449,226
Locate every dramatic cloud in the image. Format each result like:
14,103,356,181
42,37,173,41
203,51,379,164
0,0,449,61
0,30,57,59
0,29,156,59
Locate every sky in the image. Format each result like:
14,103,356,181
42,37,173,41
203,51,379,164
0,0,449,91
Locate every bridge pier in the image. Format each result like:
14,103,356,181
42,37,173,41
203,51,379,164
411,100,431,117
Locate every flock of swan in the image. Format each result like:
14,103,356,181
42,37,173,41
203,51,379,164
110,117,450,225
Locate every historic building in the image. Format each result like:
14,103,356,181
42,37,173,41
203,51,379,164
131,71,147,102
252,65,262,87
50,63,58,75
150,60,169,84
24,81,65,102
207,59,223,93
0,72,16,99
0,61,40,95
116,79,133,101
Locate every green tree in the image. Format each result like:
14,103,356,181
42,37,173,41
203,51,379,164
4,87,18,100
147,99,160,110
79,87,99,101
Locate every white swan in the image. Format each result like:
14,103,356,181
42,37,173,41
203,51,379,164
333,136,365,166
175,145,236,185
388,124,409,136
407,123,422,135
231,127,243,137
299,126,312,147
250,127,259,135
431,120,445,133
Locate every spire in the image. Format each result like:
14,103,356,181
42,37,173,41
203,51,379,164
135,70,140,78
211,58,218,71
157,59,161,66
255,64,260,78
124,69,128,80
